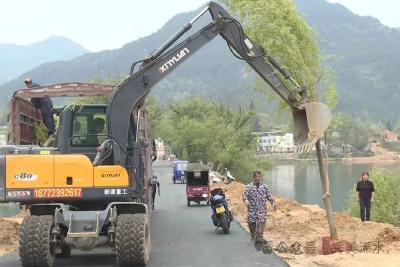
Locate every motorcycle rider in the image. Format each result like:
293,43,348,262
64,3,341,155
210,189,228,208
210,188,232,232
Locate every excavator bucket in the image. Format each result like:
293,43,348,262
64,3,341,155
292,102,332,154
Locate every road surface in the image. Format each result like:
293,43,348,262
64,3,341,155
0,162,288,267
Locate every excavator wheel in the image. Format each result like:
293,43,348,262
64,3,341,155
19,215,56,267
115,213,150,266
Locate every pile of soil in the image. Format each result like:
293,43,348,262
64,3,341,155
0,218,20,256
213,181,400,266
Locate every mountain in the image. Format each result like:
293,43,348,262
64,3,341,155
295,0,400,120
0,8,263,113
0,1,399,121
0,36,89,83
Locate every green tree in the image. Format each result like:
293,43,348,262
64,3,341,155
329,112,371,150
221,0,324,99
394,120,400,134
156,97,268,181
145,95,163,135
220,0,339,239
324,83,338,111
385,119,394,131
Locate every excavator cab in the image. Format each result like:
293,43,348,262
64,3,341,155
56,104,108,160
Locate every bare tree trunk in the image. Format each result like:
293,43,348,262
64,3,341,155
316,139,338,240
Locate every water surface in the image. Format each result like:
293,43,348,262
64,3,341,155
263,161,400,211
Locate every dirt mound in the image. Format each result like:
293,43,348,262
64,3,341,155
0,218,20,256
212,181,400,266
289,253,400,267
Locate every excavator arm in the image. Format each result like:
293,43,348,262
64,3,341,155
106,1,331,164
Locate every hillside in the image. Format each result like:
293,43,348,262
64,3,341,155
0,36,88,84
295,0,400,120
0,0,399,121
0,7,267,115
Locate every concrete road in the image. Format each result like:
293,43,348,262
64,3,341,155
0,163,288,267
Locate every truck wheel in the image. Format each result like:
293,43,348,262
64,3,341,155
219,214,230,234
20,215,55,267
187,199,190,207
115,214,150,266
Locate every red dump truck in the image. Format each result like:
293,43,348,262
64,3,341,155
7,83,114,145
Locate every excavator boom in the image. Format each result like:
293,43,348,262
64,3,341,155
107,1,331,164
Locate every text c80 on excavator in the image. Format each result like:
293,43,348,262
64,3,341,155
0,2,331,267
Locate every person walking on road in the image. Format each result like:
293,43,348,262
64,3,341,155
151,175,161,210
356,171,375,223
243,171,276,244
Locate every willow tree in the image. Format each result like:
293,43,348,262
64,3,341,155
221,0,338,239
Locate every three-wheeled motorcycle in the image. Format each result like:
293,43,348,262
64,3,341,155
172,160,188,184
186,163,210,206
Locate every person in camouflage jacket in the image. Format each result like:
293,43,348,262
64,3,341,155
243,171,276,243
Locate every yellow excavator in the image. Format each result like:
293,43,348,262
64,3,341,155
0,2,331,267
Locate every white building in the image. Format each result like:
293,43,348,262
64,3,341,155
273,133,294,153
255,131,294,154
155,139,166,159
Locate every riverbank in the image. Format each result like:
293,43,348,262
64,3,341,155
342,143,400,164
265,143,400,165
213,181,400,267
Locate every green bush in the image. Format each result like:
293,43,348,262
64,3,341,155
34,122,49,144
231,155,275,184
347,168,400,226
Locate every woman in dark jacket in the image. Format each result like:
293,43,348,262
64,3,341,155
356,172,375,223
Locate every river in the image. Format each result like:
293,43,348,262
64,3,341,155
263,161,400,211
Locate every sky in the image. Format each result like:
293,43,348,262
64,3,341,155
0,0,398,52
0,0,207,52
327,0,400,28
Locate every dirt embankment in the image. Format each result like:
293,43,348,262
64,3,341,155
343,143,399,164
213,182,400,267
0,210,27,256
0,218,20,256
